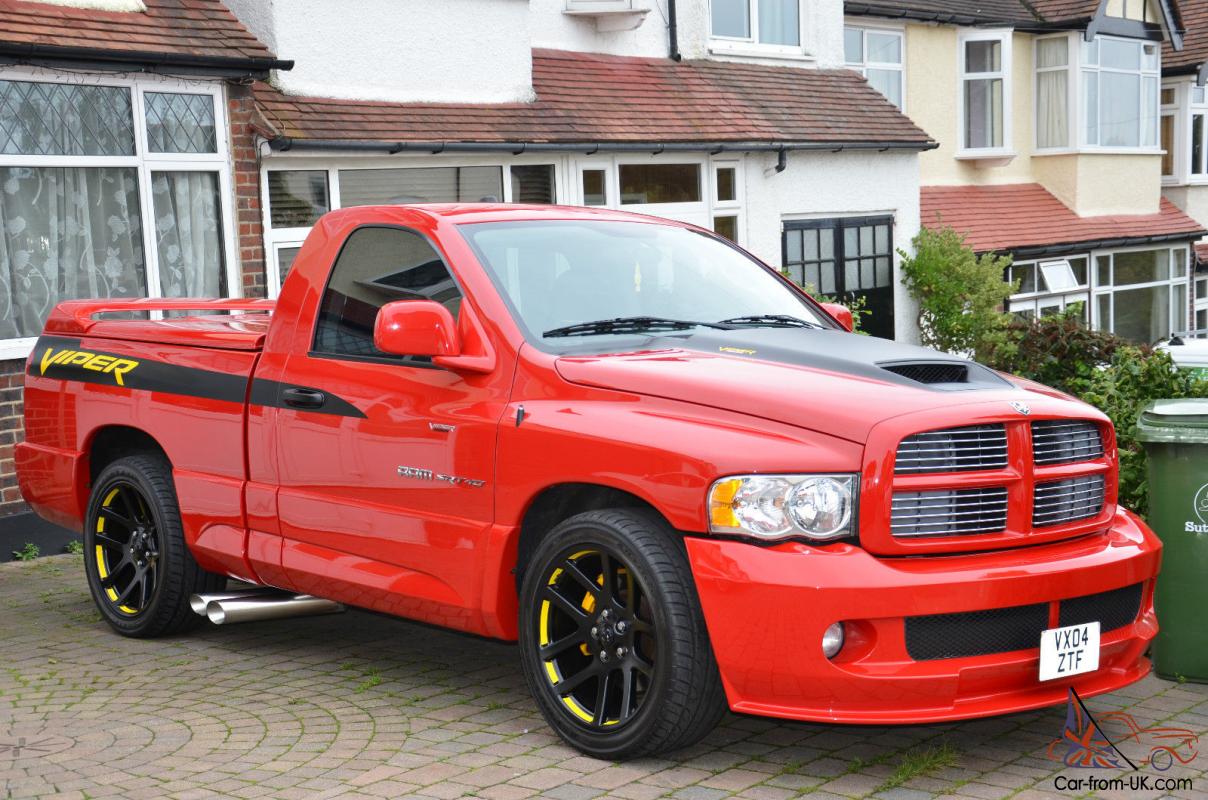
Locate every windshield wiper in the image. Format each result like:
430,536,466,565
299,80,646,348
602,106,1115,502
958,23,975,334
543,316,734,338
718,314,827,329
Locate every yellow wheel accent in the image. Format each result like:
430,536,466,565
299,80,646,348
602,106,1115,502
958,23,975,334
97,488,119,533
534,547,652,729
562,696,594,723
94,483,151,616
95,544,136,614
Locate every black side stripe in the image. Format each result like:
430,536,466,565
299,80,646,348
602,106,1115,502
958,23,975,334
28,336,366,418
249,378,367,418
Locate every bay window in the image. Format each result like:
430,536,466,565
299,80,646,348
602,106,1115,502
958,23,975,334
0,72,234,358
710,0,801,50
844,26,904,108
960,32,1010,153
1082,36,1159,148
1035,37,1070,149
1009,246,1189,342
1006,257,1089,320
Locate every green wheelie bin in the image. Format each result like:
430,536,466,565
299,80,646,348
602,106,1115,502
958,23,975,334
1136,399,1208,683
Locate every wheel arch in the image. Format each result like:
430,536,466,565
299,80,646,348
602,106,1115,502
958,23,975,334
82,425,170,510
512,482,669,593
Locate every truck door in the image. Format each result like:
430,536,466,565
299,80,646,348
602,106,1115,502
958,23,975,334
271,225,508,631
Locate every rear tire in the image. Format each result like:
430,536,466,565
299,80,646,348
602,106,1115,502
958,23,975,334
83,454,225,637
518,508,727,759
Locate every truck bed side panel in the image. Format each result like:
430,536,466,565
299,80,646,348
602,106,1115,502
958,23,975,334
18,334,258,578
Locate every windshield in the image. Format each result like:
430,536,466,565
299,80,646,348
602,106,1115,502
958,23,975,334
457,220,831,351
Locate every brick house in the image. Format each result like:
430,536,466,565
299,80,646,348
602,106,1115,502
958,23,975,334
0,0,935,530
845,0,1207,341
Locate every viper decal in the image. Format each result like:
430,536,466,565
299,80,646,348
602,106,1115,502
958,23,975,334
29,336,365,417
40,347,139,386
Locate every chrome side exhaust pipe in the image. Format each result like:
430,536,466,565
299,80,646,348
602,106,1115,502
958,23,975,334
189,589,280,616
203,593,344,625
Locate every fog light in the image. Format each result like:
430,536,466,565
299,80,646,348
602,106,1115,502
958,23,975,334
822,622,845,659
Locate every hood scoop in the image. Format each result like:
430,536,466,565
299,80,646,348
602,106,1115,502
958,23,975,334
882,362,968,384
878,360,1009,390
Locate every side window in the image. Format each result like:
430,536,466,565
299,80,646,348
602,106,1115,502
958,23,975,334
313,226,462,362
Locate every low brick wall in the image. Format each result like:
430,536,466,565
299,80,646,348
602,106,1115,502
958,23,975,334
0,358,25,518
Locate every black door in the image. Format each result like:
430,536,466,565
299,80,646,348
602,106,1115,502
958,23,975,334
782,216,895,339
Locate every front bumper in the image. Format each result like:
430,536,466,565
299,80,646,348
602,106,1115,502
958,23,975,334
686,508,1161,724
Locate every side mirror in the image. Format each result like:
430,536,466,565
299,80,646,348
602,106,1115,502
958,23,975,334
373,300,460,357
820,302,854,332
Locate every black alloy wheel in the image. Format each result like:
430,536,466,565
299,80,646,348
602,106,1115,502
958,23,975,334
535,546,656,728
518,508,727,759
84,454,225,637
91,480,162,616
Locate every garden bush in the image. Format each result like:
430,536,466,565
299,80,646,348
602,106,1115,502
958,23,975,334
980,307,1123,396
898,224,1016,358
1078,346,1208,516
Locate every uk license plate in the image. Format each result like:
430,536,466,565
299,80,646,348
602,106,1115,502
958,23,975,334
1039,621,1100,681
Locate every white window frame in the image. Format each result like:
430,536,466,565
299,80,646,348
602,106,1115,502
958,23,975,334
1079,34,1161,152
1034,33,1076,151
261,153,573,296
1177,81,1208,185
843,22,905,110
1159,80,1179,183
1006,255,1091,319
1091,244,1189,338
709,157,744,243
708,0,809,59
956,29,1013,158
1194,273,1208,334
261,152,753,293
0,66,238,360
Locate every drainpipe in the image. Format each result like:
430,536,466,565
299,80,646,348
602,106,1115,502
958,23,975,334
667,0,681,61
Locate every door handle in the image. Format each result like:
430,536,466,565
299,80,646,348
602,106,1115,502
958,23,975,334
281,387,326,409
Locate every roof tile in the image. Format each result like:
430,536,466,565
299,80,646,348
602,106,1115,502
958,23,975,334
0,0,279,64
1164,0,1207,73
254,49,934,148
921,183,1205,252
846,0,1101,25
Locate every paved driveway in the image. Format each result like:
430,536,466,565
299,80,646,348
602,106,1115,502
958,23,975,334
0,556,1205,800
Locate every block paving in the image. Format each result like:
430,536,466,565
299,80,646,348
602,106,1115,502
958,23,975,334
1,556,1204,799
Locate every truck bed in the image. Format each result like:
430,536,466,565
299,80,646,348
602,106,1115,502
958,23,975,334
20,299,277,547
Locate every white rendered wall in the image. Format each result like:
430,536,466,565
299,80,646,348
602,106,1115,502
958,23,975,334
227,0,849,100
529,0,678,58
224,0,534,103
529,0,844,66
742,149,922,342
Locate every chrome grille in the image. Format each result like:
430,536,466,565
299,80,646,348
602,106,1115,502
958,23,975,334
895,424,1008,475
1032,420,1103,465
1033,474,1105,527
891,487,1009,538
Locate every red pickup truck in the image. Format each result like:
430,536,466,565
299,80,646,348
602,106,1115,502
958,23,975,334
17,204,1160,759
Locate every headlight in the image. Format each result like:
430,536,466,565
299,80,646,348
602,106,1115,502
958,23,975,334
708,474,857,542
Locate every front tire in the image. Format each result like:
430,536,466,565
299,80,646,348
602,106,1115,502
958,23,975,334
83,454,225,637
518,508,727,759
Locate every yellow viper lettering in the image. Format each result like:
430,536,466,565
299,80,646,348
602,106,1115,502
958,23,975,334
40,348,139,386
